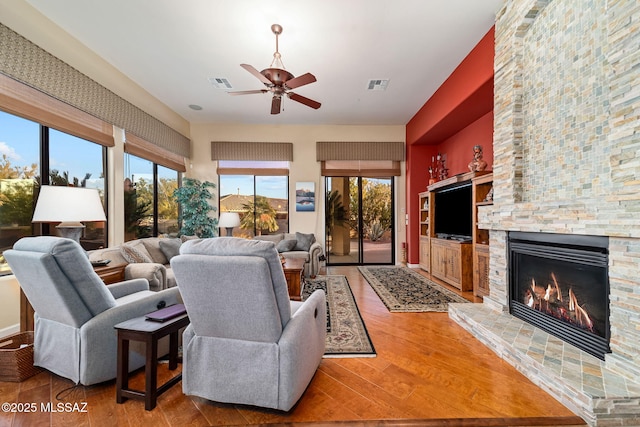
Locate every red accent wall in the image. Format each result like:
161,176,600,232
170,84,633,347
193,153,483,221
405,27,495,265
439,111,494,175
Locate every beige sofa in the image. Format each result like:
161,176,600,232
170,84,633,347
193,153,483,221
88,237,182,291
253,232,323,278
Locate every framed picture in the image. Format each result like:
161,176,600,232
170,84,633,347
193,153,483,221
295,182,315,212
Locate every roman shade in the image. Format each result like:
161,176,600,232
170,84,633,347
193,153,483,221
125,133,187,172
0,73,114,147
212,142,293,175
0,23,190,158
316,141,404,176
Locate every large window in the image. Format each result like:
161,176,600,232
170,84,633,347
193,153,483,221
49,129,106,248
0,112,39,275
219,165,289,237
0,110,107,275
125,154,179,240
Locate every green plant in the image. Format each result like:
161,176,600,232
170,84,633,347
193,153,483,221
173,178,218,238
367,221,385,241
325,190,347,234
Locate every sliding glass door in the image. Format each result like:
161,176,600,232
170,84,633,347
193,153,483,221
325,176,394,265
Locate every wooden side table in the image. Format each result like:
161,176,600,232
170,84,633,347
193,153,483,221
282,258,305,301
93,264,126,285
114,313,189,410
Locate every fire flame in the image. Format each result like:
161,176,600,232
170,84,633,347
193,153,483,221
522,272,595,333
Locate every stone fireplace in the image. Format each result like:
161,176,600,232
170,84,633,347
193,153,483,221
449,0,640,426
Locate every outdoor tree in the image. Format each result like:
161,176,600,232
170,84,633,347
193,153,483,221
0,155,38,225
240,195,278,235
348,178,392,241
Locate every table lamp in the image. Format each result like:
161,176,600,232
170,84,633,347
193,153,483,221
32,185,107,243
218,212,240,236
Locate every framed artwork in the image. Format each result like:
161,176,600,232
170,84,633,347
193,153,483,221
295,182,315,212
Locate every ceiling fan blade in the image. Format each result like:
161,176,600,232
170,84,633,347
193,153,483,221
285,72,316,90
228,89,267,96
240,64,273,86
288,92,321,110
271,96,282,115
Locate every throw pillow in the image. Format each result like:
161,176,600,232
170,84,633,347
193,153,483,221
121,242,153,263
294,232,315,252
180,235,199,243
276,239,297,253
159,238,182,262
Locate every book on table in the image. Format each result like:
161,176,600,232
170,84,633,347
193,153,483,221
145,304,186,322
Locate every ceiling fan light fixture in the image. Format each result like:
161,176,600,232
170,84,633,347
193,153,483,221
229,24,321,114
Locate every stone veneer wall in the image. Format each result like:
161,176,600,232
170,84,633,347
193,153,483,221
479,0,640,382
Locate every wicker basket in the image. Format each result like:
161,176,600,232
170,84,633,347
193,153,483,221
0,332,42,382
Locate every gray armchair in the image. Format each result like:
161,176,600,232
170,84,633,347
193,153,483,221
4,236,181,385
171,237,326,411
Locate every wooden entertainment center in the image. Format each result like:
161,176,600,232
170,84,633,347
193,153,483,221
418,171,493,295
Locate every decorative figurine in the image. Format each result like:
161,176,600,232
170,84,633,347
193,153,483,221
468,145,488,172
437,153,448,180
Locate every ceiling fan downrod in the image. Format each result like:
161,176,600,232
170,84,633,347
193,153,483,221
270,24,285,70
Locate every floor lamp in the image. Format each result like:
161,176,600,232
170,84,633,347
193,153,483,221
218,212,240,236
32,185,107,244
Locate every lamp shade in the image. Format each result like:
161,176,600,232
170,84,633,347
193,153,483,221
32,185,106,224
218,212,240,228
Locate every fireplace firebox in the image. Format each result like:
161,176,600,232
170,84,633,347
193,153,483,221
508,232,610,360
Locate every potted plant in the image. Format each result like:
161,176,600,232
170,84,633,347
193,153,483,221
173,178,218,238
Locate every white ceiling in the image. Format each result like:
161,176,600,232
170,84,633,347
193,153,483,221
25,0,502,126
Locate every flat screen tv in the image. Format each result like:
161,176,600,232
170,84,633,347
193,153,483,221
434,183,472,240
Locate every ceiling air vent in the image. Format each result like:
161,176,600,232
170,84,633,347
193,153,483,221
367,79,389,91
208,77,233,90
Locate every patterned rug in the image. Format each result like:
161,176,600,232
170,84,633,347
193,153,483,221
358,266,470,312
302,275,376,358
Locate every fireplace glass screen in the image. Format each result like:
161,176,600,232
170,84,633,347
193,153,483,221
509,232,610,359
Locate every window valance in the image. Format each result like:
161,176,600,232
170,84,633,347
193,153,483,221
211,141,293,161
125,133,186,172
0,23,190,158
316,141,404,176
316,141,404,161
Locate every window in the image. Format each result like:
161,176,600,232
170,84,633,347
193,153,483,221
49,129,106,249
157,165,179,236
0,110,107,275
0,112,39,275
219,163,289,237
125,153,180,240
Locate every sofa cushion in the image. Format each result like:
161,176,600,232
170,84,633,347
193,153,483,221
281,250,310,262
253,233,284,244
294,232,315,252
121,241,153,264
141,237,169,264
276,239,297,253
159,238,182,262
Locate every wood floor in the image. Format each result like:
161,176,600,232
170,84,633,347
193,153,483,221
0,266,586,427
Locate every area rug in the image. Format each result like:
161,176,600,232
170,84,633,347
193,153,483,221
302,275,376,358
358,266,470,312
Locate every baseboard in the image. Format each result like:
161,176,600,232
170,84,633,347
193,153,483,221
0,323,20,339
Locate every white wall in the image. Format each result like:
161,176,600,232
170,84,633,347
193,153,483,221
188,123,407,256
0,275,21,338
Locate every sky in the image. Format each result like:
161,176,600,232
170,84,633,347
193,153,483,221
3,110,297,199
1,110,174,190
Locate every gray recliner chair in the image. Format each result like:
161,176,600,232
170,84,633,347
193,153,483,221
4,236,181,385
171,237,326,411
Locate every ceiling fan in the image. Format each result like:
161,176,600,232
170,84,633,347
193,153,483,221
228,24,321,115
